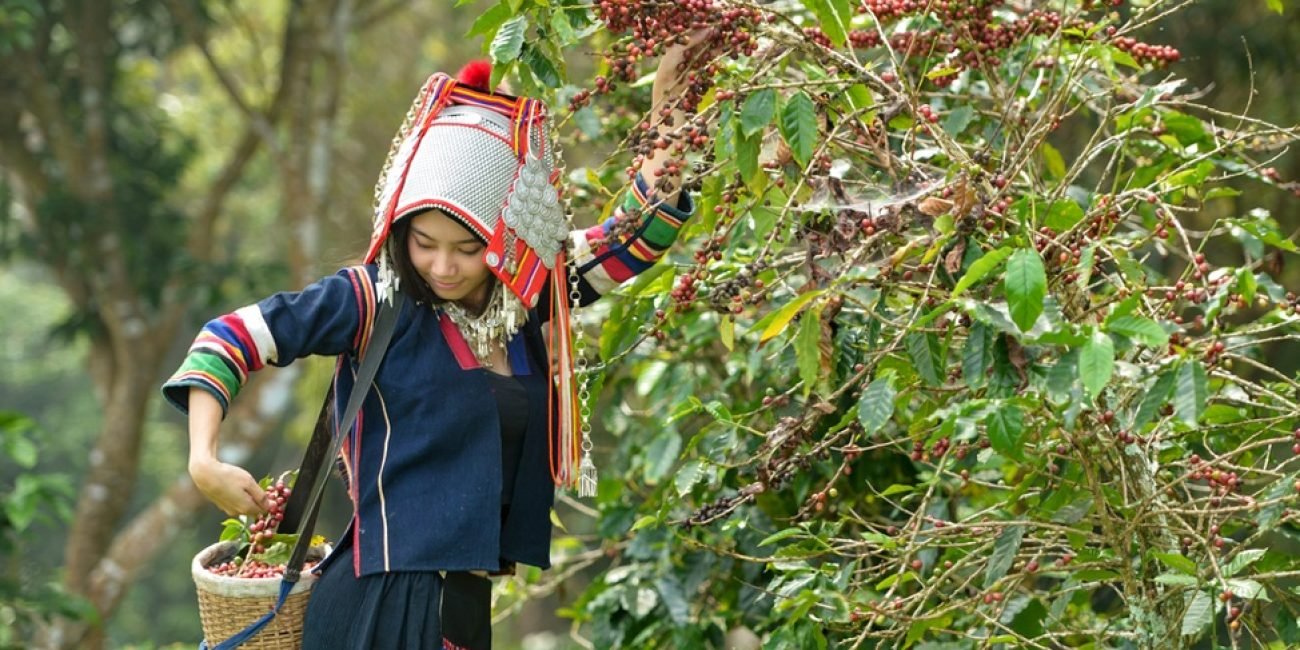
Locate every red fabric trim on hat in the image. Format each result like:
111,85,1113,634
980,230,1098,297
391,198,493,243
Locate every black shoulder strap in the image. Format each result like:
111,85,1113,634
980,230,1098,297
281,292,405,583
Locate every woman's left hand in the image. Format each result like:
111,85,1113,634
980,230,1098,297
640,30,714,205
652,29,713,108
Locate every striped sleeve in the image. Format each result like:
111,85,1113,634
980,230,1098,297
161,265,378,416
569,172,695,296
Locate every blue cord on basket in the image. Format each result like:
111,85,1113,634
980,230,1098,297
198,579,293,650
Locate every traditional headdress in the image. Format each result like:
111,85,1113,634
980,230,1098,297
366,62,591,495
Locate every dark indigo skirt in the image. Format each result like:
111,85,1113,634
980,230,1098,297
301,545,492,649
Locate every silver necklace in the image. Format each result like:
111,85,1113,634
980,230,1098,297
439,281,526,368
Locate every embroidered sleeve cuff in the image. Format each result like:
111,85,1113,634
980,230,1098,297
570,173,696,294
631,171,695,222
161,351,239,417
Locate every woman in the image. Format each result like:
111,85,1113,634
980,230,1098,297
163,40,700,649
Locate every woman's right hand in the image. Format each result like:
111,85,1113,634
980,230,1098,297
189,457,270,517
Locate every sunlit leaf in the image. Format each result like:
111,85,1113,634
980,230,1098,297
1004,249,1047,332
490,15,527,64
1180,591,1213,638
984,525,1024,587
740,88,777,137
1079,330,1115,401
857,372,896,435
779,91,818,167
1174,360,1208,425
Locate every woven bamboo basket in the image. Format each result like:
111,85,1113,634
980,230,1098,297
192,541,331,650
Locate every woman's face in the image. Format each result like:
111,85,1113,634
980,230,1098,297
406,210,494,311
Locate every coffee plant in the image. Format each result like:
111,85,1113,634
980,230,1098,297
475,0,1299,647
207,473,320,580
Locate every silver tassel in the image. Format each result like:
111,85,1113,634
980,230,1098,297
578,453,597,497
376,251,398,305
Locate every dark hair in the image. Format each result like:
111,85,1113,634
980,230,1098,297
385,210,495,307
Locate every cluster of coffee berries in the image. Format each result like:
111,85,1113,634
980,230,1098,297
589,1,763,111
842,0,1180,89
670,271,701,307
1188,454,1242,498
911,436,955,461
1110,35,1181,65
246,479,292,554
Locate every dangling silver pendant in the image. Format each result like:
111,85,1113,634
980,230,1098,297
578,454,597,497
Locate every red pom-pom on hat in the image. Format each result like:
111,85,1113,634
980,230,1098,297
456,60,494,91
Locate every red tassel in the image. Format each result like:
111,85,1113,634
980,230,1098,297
547,254,581,489
456,60,494,92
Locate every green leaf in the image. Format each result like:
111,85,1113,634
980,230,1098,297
1077,242,1097,289
963,322,993,389
643,431,682,484
5,435,37,468
986,403,1025,461
675,460,705,497
952,247,1013,298
522,44,562,87
984,525,1025,588
1130,369,1175,430
1267,0,1284,15
1078,330,1115,401
1155,573,1200,586
720,315,734,351
490,15,527,64
1174,360,1208,426
755,290,825,342
1039,142,1067,180
906,614,953,648
1043,200,1085,232
1181,591,1213,637
252,541,293,566
759,527,806,547
1236,268,1257,304
220,519,246,543
800,0,853,47
796,305,824,396
1106,315,1167,347
1152,552,1198,576
942,105,975,136
740,89,778,137
1224,549,1267,577
1226,578,1269,600
655,576,691,625
880,483,914,497
845,84,875,118
626,514,655,530
1106,294,1140,322
548,9,579,45
857,373,897,435
779,92,818,168
905,332,943,386
1004,249,1047,332
1257,472,1298,529
736,129,762,184
467,1,513,38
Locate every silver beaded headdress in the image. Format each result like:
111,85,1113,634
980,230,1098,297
363,64,589,494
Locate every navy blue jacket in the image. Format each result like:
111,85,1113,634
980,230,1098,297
162,178,693,576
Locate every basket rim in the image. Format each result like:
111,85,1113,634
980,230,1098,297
192,540,331,598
